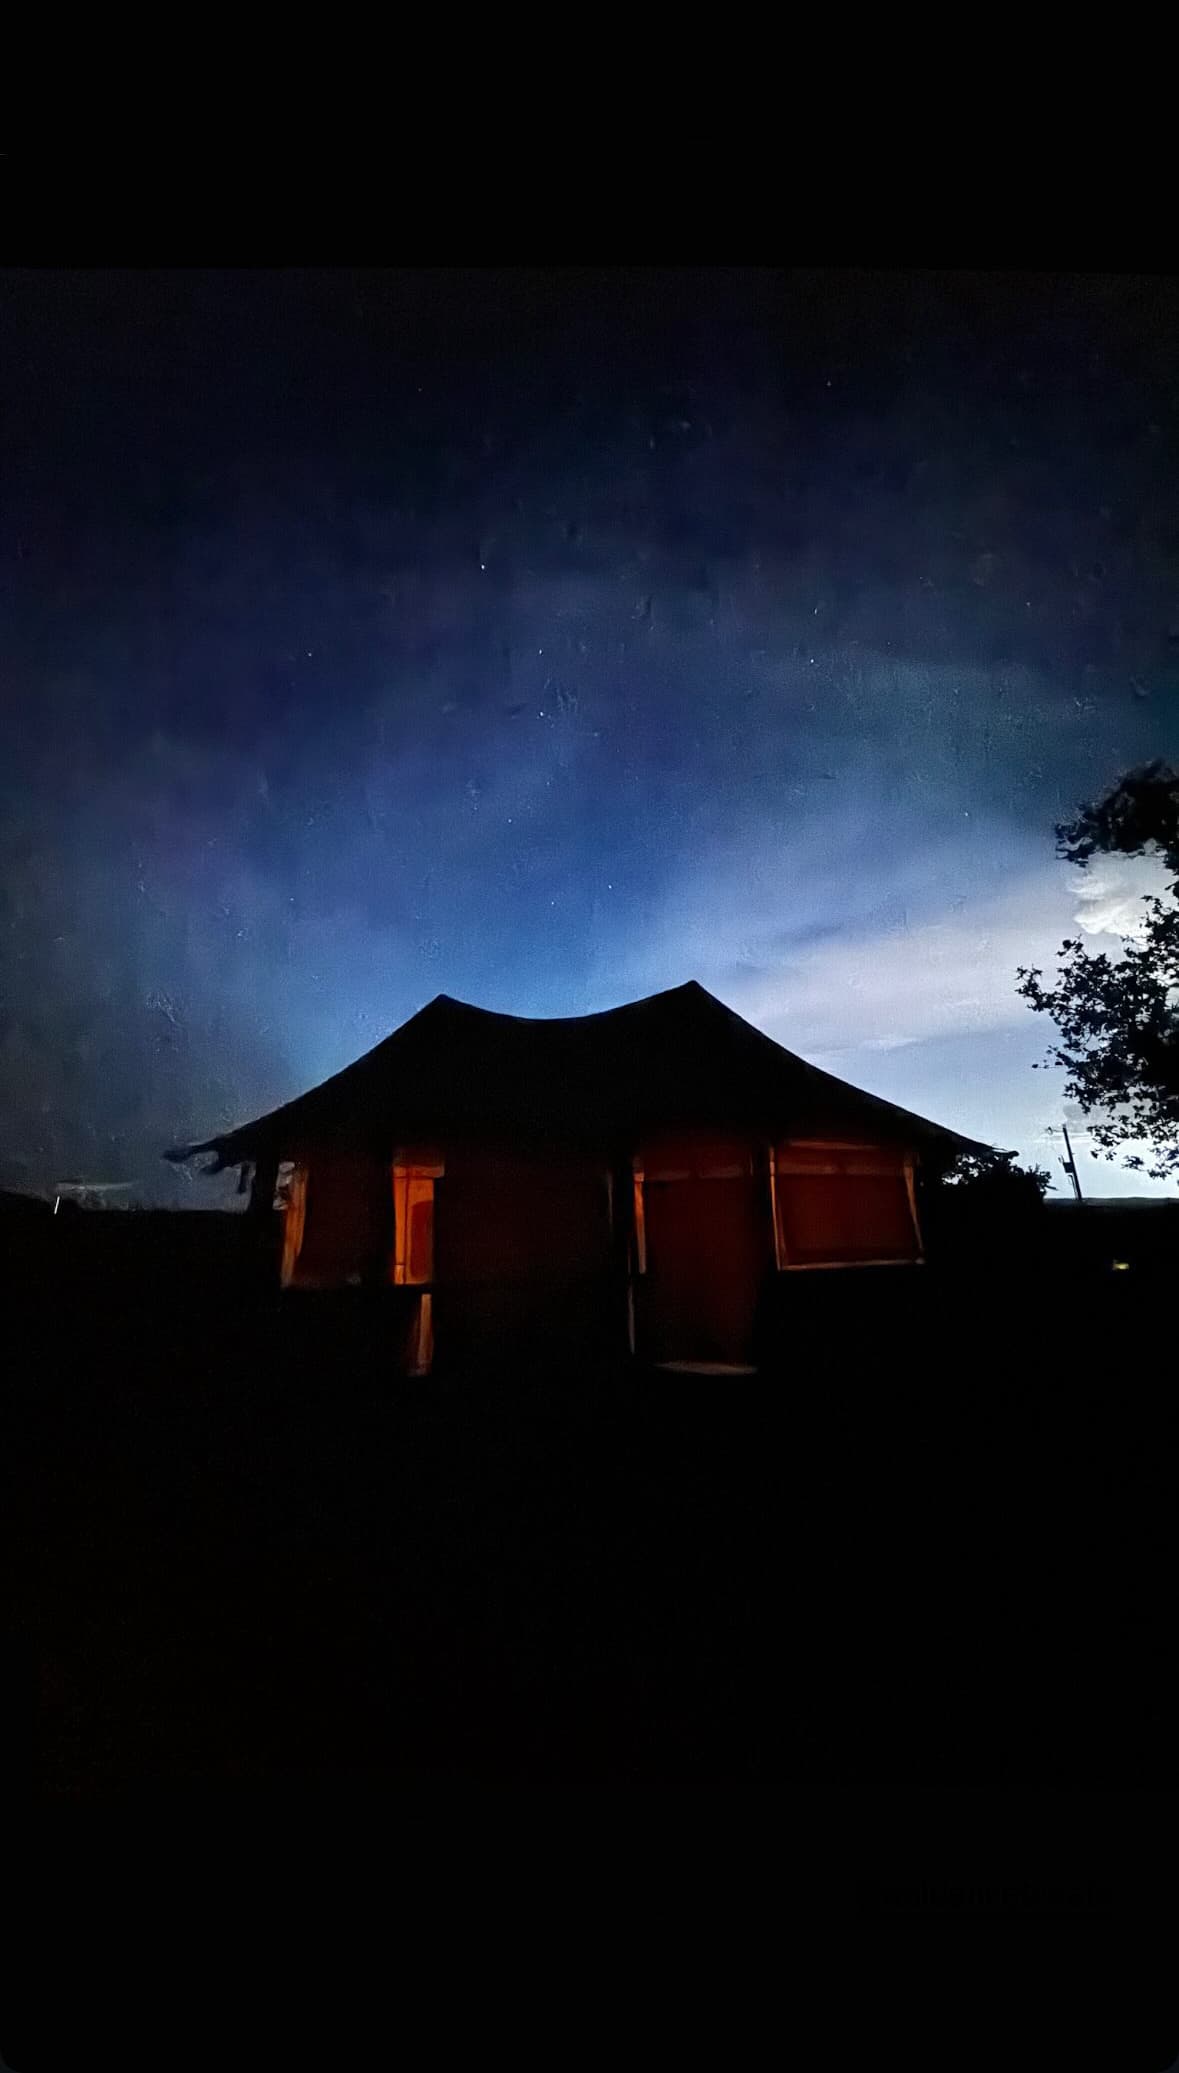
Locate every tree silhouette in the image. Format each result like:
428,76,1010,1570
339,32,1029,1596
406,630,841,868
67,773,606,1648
920,1146,1051,1265
1016,761,1179,1181
938,1147,1052,1198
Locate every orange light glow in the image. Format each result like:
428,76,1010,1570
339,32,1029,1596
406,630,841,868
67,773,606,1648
278,1162,308,1285
631,1161,647,1274
392,1161,438,1285
408,1292,434,1373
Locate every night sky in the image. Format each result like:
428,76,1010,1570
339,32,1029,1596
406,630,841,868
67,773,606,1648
2,267,1177,1203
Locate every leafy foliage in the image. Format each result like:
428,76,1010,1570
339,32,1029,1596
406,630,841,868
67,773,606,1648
1015,762,1179,1180
938,1147,1052,1199
920,1147,1051,1265
1053,758,1179,877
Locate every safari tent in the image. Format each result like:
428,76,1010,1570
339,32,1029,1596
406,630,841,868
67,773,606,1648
167,981,987,1373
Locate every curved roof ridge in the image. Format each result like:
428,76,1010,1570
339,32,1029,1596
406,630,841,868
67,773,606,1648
424,979,709,1029
166,978,993,1166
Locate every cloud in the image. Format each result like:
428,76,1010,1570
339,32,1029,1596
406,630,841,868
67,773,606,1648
597,819,1172,1066
1070,853,1170,942
730,880,1063,1055
590,815,1177,1194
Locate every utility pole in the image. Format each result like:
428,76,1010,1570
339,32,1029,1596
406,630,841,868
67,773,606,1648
1060,1121,1085,1203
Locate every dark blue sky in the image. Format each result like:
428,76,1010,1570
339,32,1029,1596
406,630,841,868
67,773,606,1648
2,268,1177,1199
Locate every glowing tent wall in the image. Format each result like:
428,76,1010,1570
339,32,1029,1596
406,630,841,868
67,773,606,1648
268,1130,925,1374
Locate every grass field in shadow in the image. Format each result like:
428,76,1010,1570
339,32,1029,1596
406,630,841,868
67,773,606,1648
6,1231,1175,1795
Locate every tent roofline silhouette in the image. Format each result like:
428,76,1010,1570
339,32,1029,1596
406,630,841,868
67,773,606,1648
166,979,993,1173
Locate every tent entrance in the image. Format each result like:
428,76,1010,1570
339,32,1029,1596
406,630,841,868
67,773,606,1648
639,1170,766,1367
433,1147,614,1364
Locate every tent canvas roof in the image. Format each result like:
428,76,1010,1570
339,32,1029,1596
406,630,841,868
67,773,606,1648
167,981,993,1172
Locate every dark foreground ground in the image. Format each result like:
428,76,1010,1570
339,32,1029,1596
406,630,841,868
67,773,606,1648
4,1238,1177,1799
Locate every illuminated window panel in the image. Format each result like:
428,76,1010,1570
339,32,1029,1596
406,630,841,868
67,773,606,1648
774,1143,921,1268
392,1171,436,1286
391,1149,443,1286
